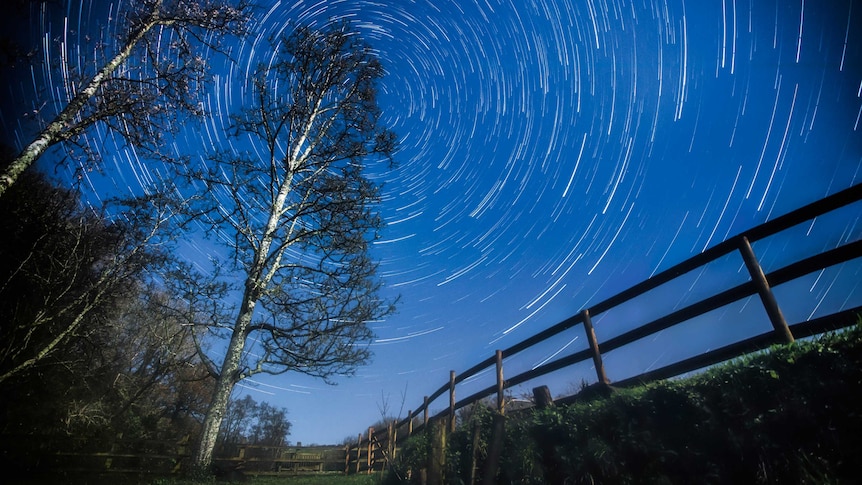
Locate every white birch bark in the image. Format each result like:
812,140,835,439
188,25,391,467
192,292,257,468
0,15,161,198
192,103,320,468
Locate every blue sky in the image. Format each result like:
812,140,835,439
3,0,861,446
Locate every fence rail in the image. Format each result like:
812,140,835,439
6,437,348,478
346,183,862,473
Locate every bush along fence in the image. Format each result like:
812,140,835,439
345,183,862,481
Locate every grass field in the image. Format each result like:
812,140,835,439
150,473,386,485
12,473,387,485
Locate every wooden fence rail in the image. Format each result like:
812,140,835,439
346,183,862,473
214,444,347,475
11,439,348,478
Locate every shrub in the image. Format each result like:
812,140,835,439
386,321,862,484
530,323,862,483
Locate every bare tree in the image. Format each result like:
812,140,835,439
250,401,291,447
0,167,196,385
189,22,398,469
0,0,249,197
98,282,221,439
220,395,257,446
55,284,216,443
219,394,291,448
0,268,221,465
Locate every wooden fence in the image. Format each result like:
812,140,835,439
213,443,347,476
13,437,347,479
346,183,862,475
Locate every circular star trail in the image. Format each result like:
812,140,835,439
2,0,860,445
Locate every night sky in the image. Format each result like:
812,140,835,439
2,0,861,446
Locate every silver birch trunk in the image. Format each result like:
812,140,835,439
192,292,256,469
192,154,299,469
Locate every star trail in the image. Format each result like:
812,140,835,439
2,0,861,445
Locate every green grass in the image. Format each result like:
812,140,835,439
10,471,386,485
149,473,386,485
252,474,384,484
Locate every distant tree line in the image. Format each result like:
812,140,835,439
220,395,291,448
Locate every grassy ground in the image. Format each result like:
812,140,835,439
245,475,383,485
21,322,859,485
149,473,386,485
12,472,386,485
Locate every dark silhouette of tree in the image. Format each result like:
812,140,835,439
250,401,291,447
0,162,221,474
220,395,291,448
0,165,161,384
0,0,250,197
190,21,398,468
220,395,257,446
90,284,219,441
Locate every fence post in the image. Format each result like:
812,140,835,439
344,444,350,474
390,419,397,460
481,412,506,485
495,349,505,414
469,420,481,485
423,396,429,426
427,417,447,485
479,351,507,484
407,409,413,437
582,309,610,384
449,370,456,433
533,385,554,409
738,236,794,343
367,427,374,474
532,386,565,484
355,434,362,474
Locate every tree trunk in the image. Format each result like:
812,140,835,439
193,295,256,470
191,27,369,471
193,121,296,469
0,17,157,198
